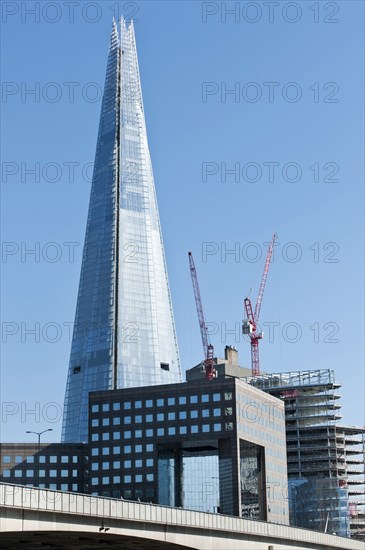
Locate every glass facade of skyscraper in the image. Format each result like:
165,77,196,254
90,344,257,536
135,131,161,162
62,20,181,443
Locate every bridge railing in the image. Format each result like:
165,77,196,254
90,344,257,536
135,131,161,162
0,483,362,550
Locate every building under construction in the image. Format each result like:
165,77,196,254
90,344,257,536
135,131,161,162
241,368,365,540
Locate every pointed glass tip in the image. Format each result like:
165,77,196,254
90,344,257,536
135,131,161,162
119,16,135,31
120,16,127,29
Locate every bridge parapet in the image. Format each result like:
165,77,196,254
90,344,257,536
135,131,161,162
0,483,363,550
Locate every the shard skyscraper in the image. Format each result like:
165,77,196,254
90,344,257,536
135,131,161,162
62,19,181,443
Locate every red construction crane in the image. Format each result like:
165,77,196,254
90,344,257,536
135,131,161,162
242,233,277,376
188,252,216,380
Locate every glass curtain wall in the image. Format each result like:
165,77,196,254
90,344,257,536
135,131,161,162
62,19,181,443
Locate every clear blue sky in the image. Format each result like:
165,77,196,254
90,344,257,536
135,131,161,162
1,1,364,442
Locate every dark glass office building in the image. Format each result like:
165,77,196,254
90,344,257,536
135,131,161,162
88,377,289,524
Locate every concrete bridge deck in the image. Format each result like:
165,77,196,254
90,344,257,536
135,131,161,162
0,484,363,549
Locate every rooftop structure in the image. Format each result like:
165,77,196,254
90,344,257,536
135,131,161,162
186,346,252,382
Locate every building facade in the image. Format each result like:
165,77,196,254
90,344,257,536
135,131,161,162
242,369,365,540
88,378,289,524
62,19,181,443
0,443,88,493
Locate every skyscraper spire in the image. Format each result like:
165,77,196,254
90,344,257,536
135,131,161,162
62,21,181,443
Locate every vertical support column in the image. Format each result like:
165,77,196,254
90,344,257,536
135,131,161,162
174,448,183,508
257,445,267,521
218,438,239,516
157,446,182,507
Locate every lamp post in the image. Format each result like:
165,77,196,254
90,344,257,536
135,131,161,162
26,428,53,487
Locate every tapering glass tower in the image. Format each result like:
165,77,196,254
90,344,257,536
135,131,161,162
62,20,181,443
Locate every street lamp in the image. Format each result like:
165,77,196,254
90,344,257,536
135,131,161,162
26,428,53,487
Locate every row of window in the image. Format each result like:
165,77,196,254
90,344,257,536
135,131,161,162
91,458,153,470
239,411,284,432
91,473,154,485
237,393,284,418
91,423,224,442
2,469,79,478
91,407,231,427
2,455,79,465
267,461,286,474
91,392,233,413
267,447,286,461
91,444,153,456
238,423,285,446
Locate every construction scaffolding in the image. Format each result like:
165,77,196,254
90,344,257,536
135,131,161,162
242,369,365,539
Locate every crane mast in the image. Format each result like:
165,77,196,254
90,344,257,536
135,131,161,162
188,252,216,380
242,233,277,376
